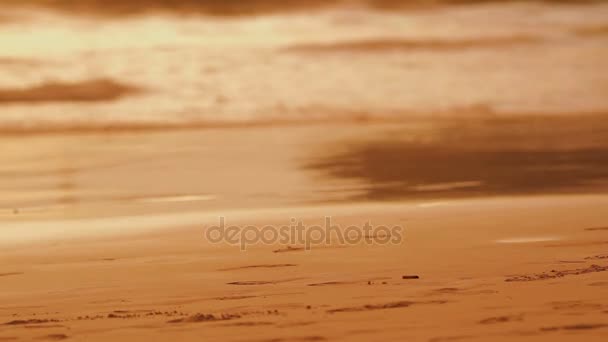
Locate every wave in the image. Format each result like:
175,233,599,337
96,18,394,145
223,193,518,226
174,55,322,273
4,0,606,16
284,35,542,53
2,108,608,136
0,79,141,104
2,0,333,16
1,2,606,135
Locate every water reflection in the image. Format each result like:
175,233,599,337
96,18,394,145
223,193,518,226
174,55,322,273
307,114,608,201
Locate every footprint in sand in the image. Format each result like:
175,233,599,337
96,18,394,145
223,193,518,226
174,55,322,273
227,281,275,285
220,321,274,327
214,295,259,300
505,264,608,282
545,240,608,247
326,300,448,314
167,313,240,324
478,314,524,324
37,334,69,341
273,246,305,253
218,264,297,271
588,281,608,286
428,336,474,342
585,254,608,260
3,319,61,326
0,272,23,278
307,281,354,287
540,323,608,332
550,300,605,311
258,336,326,342
22,325,65,329
584,226,608,231
227,278,303,285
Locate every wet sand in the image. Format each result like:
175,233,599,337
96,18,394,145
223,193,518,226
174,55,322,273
1,123,608,341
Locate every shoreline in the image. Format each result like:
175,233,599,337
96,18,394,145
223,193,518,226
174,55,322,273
1,110,608,137
2,194,608,247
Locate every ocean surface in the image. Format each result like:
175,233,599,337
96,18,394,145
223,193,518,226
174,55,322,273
0,1,607,132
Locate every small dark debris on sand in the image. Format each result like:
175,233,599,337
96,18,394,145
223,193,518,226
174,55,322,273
402,275,420,280
505,264,608,282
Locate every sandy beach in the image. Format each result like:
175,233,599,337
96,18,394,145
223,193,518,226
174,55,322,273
1,1,608,341
2,121,608,341
1,191,608,341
